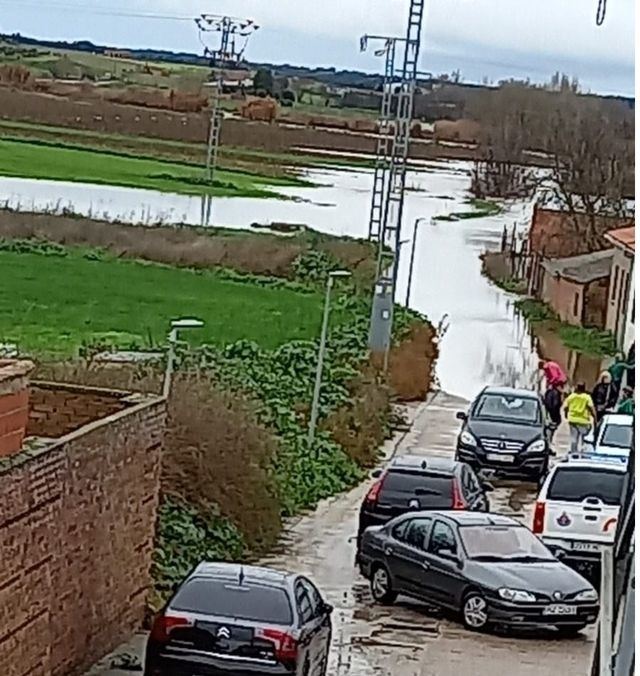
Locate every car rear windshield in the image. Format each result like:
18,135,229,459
460,525,554,561
380,471,453,506
601,424,633,449
171,578,293,624
473,393,541,425
547,468,624,505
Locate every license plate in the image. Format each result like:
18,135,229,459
486,453,514,463
543,604,577,616
571,542,601,552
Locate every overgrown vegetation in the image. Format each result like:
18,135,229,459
434,197,503,222
19,223,437,605
514,298,617,357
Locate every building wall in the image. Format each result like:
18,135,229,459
623,265,635,352
0,389,165,676
540,271,584,325
583,277,610,329
605,248,634,348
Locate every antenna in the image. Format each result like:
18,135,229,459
195,14,260,184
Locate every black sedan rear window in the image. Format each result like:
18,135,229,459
172,578,293,624
380,472,452,506
547,468,624,506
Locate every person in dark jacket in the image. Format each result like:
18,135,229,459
544,384,562,443
592,371,618,422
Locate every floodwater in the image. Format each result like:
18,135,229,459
0,163,597,398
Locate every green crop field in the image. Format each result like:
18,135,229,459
0,249,325,356
0,139,311,197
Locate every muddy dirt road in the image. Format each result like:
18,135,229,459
89,392,594,676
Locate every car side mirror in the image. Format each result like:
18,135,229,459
456,411,467,421
323,603,334,615
371,468,383,479
481,481,494,493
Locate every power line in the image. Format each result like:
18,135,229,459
0,0,192,21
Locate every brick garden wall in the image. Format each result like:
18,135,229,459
26,382,128,438
0,386,165,676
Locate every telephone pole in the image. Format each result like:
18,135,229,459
363,0,426,367
195,14,259,183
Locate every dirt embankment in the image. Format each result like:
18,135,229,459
0,87,479,161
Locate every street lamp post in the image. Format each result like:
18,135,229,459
163,318,205,399
405,217,427,308
308,270,351,446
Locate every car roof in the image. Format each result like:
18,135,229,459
389,454,457,474
401,510,519,527
478,386,539,399
555,454,628,471
190,562,293,586
601,413,634,427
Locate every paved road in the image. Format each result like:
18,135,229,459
89,392,595,676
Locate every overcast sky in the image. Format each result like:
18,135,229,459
0,0,635,95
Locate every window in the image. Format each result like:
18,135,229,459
172,578,293,624
379,471,453,509
427,520,457,555
600,423,633,450
573,292,580,318
401,518,432,550
547,468,624,506
295,581,315,623
460,525,554,561
297,578,323,621
611,266,619,303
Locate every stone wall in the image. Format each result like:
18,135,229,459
0,386,165,676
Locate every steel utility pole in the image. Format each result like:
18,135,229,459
195,14,259,183
363,0,426,368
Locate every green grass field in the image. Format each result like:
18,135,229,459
0,250,325,356
0,138,311,197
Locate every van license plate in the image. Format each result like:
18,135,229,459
572,542,600,552
543,604,577,616
486,453,514,463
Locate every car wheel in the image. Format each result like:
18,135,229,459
556,624,587,637
370,564,397,604
461,591,489,631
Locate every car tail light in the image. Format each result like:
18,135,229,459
149,614,193,642
256,628,299,664
452,479,467,510
365,472,386,504
532,501,546,534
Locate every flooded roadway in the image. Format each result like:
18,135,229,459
257,393,594,676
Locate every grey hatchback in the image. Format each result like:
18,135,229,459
359,511,599,635
145,562,332,676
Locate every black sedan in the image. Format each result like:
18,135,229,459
145,562,332,676
358,511,599,635
455,386,551,481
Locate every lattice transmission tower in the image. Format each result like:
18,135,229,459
195,14,259,183
364,0,426,365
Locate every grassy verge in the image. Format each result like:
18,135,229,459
434,198,503,222
0,138,313,197
0,244,328,356
0,119,375,175
514,298,617,357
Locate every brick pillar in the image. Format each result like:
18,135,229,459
0,359,34,457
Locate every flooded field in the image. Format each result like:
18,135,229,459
0,161,597,398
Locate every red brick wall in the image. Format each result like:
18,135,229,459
0,391,165,676
26,382,128,438
0,360,33,457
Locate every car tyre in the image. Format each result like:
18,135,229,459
461,590,489,631
556,624,587,637
370,564,397,605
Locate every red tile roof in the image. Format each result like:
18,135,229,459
605,226,635,253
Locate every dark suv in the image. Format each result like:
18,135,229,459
455,386,551,481
357,454,491,548
145,562,332,676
